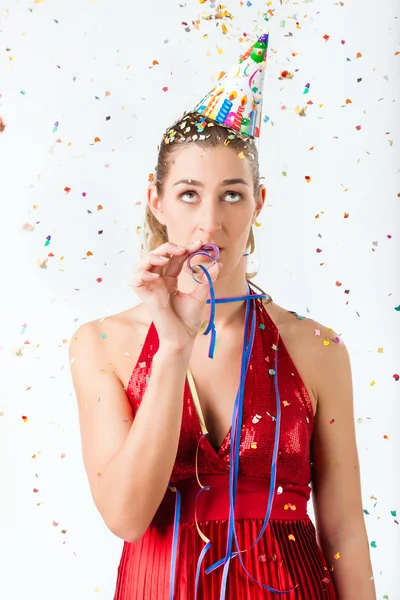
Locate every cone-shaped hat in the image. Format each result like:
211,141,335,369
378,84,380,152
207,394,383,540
192,33,269,143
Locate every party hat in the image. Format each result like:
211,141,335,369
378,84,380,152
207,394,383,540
192,33,269,143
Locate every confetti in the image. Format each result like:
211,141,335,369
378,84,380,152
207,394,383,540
279,70,294,80
258,554,266,562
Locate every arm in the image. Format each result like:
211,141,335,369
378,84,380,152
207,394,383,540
310,331,376,600
69,320,193,543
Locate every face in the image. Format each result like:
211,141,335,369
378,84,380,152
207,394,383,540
148,143,266,272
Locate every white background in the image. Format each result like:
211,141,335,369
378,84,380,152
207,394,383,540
0,0,399,598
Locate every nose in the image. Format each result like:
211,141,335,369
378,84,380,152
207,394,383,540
197,201,223,239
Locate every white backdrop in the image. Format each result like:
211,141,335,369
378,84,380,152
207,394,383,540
1,0,399,598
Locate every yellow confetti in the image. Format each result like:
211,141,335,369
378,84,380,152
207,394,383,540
288,534,296,542
334,552,341,560
251,442,257,449
237,151,245,159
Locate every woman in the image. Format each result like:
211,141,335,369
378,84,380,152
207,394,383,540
69,34,376,599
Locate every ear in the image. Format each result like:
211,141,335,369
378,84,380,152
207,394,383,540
253,184,266,223
147,183,167,227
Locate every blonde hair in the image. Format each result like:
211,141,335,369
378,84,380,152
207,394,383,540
143,112,260,280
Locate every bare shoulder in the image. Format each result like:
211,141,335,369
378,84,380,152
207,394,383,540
267,300,345,414
74,304,149,390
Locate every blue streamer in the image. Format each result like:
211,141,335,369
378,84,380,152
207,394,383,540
167,244,297,598
168,485,181,600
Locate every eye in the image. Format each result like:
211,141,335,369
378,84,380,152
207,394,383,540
178,190,243,203
223,191,243,203
179,190,197,202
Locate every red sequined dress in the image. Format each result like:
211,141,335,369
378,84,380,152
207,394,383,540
113,286,337,599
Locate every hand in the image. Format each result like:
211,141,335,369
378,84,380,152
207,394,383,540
130,241,223,351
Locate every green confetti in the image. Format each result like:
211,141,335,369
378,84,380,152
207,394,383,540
370,541,377,548
391,510,397,517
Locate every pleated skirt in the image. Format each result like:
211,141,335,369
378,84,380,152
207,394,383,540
113,517,337,599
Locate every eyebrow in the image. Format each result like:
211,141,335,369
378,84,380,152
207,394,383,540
172,178,249,187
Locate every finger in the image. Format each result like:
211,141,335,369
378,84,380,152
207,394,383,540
152,240,203,257
131,270,160,289
133,240,203,280
132,254,172,278
163,240,204,277
133,243,188,278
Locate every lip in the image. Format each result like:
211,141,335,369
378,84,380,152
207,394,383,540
202,243,223,250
